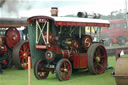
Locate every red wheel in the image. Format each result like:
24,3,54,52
6,28,20,49
34,59,49,80
87,44,107,74
56,59,72,81
82,35,92,50
12,41,32,69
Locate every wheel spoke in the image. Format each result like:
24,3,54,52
21,58,24,64
19,55,23,59
60,68,64,71
25,58,28,63
97,63,103,69
34,60,49,79
88,44,107,74
23,44,26,51
63,62,66,69
96,48,101,57
100,57,105,63
60,71,66,77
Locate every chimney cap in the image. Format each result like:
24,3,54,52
51,7,58,9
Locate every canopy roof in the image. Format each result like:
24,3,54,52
27,16,110,27
0,18,27,27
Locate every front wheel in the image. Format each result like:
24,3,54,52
87,44,107,74
56,59,72,81
34,59,49,80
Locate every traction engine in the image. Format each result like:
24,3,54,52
0,28,32,69
27,16,109,81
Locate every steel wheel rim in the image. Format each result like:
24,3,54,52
13,41,32,69
59,61,72,80
37,60,49,79
19,42,31,69
93,46,107,74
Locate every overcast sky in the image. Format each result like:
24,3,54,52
0,0,127,17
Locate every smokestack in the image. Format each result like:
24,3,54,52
50,7,58,16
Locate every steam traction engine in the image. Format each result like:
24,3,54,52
27,16,110,81
0,18,31,69
0,35,8,68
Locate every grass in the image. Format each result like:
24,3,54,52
0,56,117,85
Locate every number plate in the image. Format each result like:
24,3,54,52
38,19,47,23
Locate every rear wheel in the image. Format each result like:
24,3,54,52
34,59,49,80
12,41,32,69
56,59,72,81
87,44,107,74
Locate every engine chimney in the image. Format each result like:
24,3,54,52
51,7,58,16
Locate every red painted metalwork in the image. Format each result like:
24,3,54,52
73,54,79,68
6,28,20,49
55,21,109,27
80,54,87,68
35,45,47,50
0,36,7,56
56,59,72,81
3,60,7,65
0,36,5,43
87,44,107,74
0,36,7,55
27,15,109,81
0,18,32,70
0,45,7,56
19,42,32,69
0,36,10,68
73,53,87,68
47,45,62,54
58,60,71,80
27,16,54,24
95,45,107,74
12,41,32,69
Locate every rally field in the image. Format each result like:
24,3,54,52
0,56,116,85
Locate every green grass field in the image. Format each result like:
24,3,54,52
0,56,117,85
